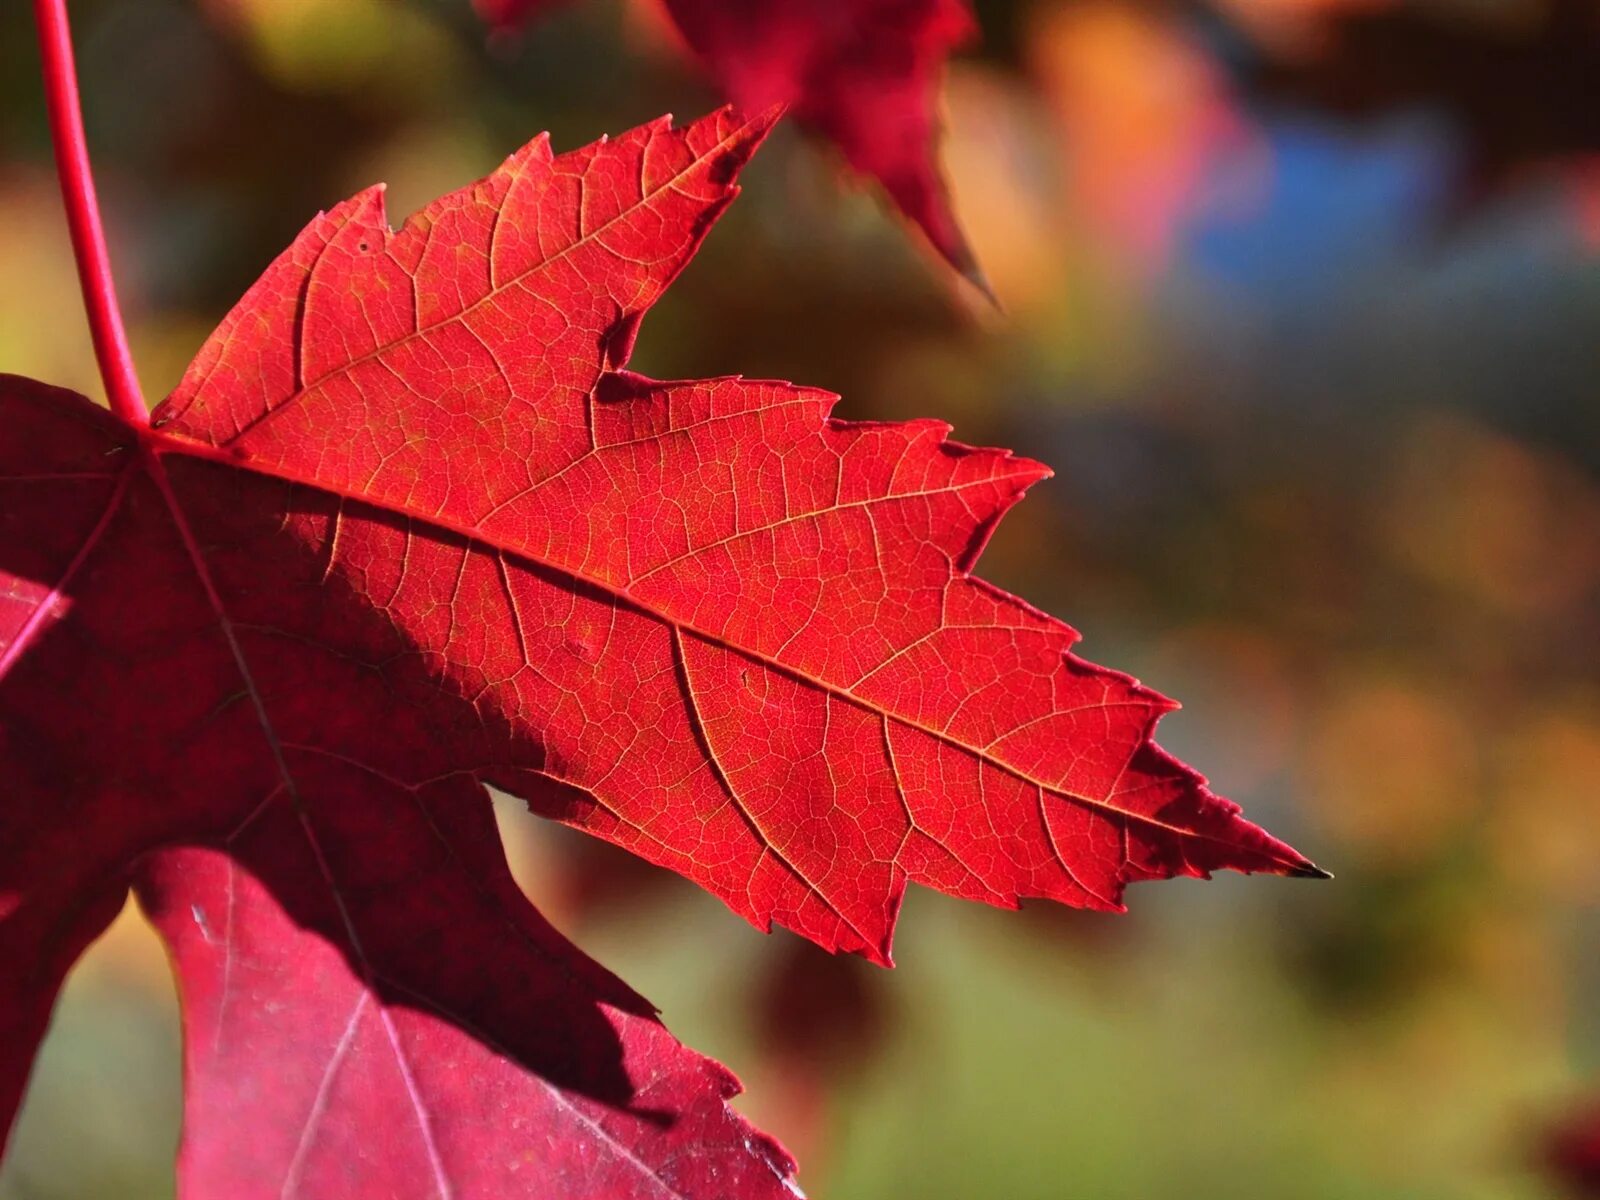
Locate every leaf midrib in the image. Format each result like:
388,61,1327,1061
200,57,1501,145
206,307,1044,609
150,429,1291,865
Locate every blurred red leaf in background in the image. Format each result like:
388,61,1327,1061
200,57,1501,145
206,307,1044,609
476,0,983,282
1547,1097,1600,1196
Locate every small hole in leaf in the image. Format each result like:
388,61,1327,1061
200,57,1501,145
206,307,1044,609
358,242,369,252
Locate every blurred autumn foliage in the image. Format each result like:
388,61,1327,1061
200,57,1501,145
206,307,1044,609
0,0,1595,1197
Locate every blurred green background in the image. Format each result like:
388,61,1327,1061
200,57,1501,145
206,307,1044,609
2,0,1597,1196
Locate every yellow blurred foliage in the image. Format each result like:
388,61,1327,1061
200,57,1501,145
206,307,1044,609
199,0,460,97
83,898,174,1000
1490,702,1600,902
1303,673,1478,862
0,176,103,404
1382,414,1600,618
942,67,1068,311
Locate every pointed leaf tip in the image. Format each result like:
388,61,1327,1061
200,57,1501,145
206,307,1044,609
1289,862,1335,880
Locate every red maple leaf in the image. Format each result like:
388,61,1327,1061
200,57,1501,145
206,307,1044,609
475,0,982,283
1,107,1321,1195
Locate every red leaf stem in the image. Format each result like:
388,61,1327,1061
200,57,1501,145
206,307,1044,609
32,0,149,428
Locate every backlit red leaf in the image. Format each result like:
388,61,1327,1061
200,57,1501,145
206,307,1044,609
0,374,798,1199
0,107,1319,1196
